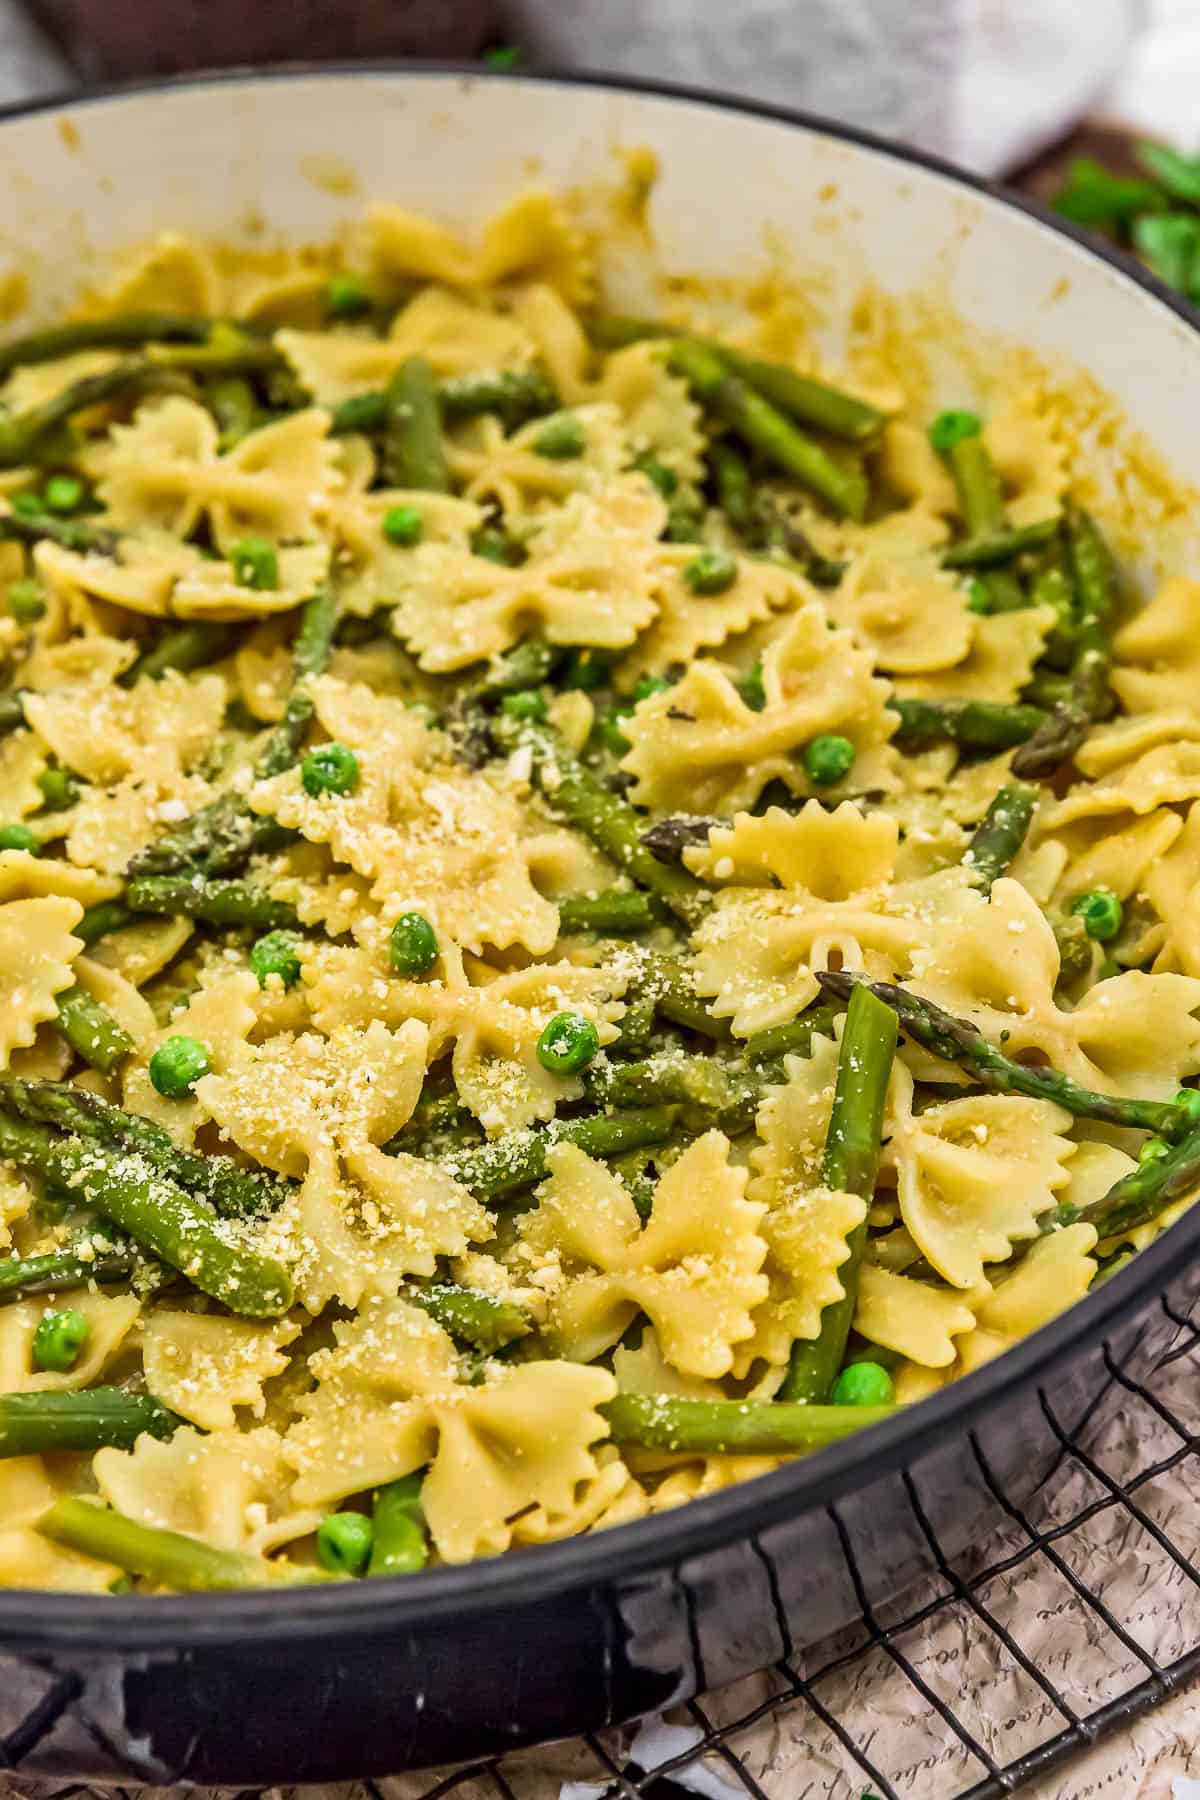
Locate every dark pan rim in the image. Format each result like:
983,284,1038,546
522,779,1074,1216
0,58,1197,1648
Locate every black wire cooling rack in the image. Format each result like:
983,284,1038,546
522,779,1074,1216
408,1290,1200,1800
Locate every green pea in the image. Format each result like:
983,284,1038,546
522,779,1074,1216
7,578,45,623
739,661,766,712
928,409,982,453
533,411,586,459
500,688,548,722
229,537,280,591
250,930,303,991
1174,1086,1200,1123
316,1511,374,1576
149,1034,213,1100
301,742,360,797
325,273,371,319
831,1360,895,1406
382,505,423,547
802,734,856,787
32,1308,90,1373
596,706,633,755
36,768,80,813
684,548,738,596
965,577,992,614
0,823,39,853
1069,888,1123,942
536,1010,600,1075
631,451,678,499
43,474,86,515
390,911,439,978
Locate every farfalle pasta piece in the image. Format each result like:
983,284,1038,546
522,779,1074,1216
595,341,705,482
198,1020,489,1310
686,799,898,892
854,1263,978,1367
892,605,1054,706
515,1134,768,1378
734,1041,867,1374
1141,802,1200,976
981,386,1068,527
0,731,48,824
3,348,121,414
621,603,897,815
95,1425,321,1558
0,895,83,1069
619,548,806,688
691,805,975,1036
90,231,219,316
391,477,663,672
447,403,627,514
122,968,259,1145
874,421,957,520
95,396,342,551
323,486,483,619
882,1061,1074,1289
909,876,1200,1100
367,189,593,305
285,1297,615,1563
0,1458,118,1591
0,1289,139,1393
35,537,329,623
23,663,224,790
955,1224,1099,1376
829,541,973,674
1110,576,1200,716
140,1312,302,1432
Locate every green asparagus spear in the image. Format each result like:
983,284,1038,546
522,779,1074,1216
961,783,1038,892
709,442,845,588
1011,508,1117,779
0,1388,179,1457
73,900,137,946
463,636,565,702
54,986,135,1074
443,1105,680,1202
743,998,843,1063
0,1249,134,1301
602,1394,895,1454
637,951,732,1040
816,970,1190,1139
204,373,260,447
941,518,1060,568
558,891,658,935
0,691,25,738
488,714,706,925
667,339,868,520
127,582,336,879
937,424,1025,612
593,319,887,442
37,1496,334,1588
380,356,449,492
0,508,121,557
121,621,234,686
0,1079,287,1218
126,874,300,932
1027,547,1080,668
330,368,558,436
406,1282,532,1352
781,984,898,1403
888,696,1048,753
587,1052,762,1135
1078,1123,1200,1242
0,1112,292,1314
0,312,220,378
0,359,159,466
368,1473,429,1576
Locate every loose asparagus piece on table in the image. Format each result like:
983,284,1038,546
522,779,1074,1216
781,983,899,1404
443,1105,680,1202
667,340,868,521
602,1394,896,1454
0,1111,293,1313
406,1282,532,1352
0,1249,134,1301
888,697,1048,754
369,1473,429,1577
0,1388,179,1457
1011,508,1117,779
380,355,450,492
126,874,300,932
127,582,337,879
558,891,659,935
0,1078,287,1218
592,318,887,442
816,971,1191,1140
37,1497,334,1588
961,783,1039,892
54,986,135,1074
488,714,707,925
